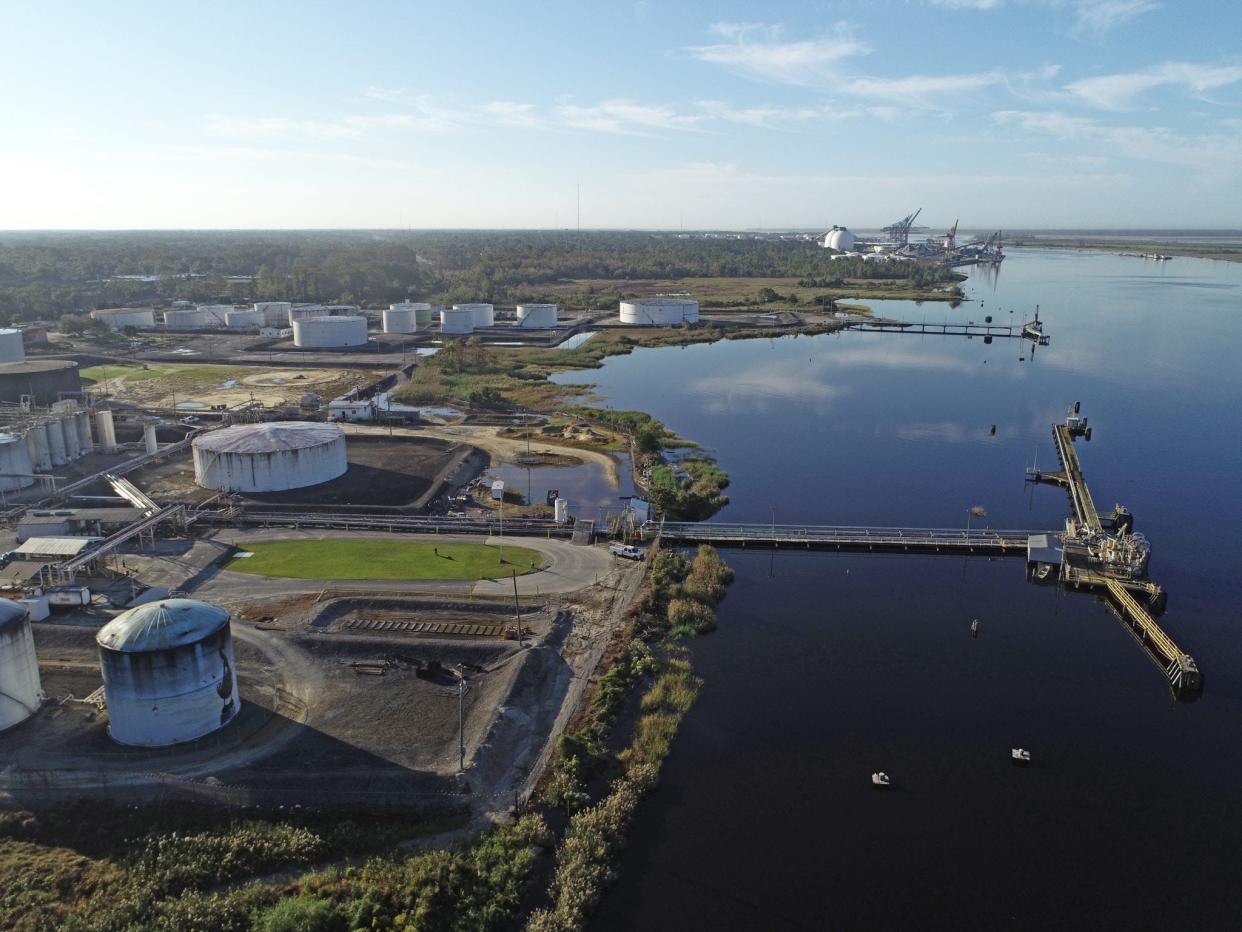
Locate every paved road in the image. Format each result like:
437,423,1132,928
122,529,617,603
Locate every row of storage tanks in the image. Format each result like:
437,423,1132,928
1,596,240,747
0,409,118,492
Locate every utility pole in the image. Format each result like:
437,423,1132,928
511,569,523,647
457,664,467,773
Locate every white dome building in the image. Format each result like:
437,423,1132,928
822,226,857,252
619,298,699,326
96,598,239,747
192,421,347,492
0,599,42,732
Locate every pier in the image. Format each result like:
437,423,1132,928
845,315,1049,345
657,522,1035,554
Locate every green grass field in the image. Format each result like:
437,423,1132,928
224,539,544,580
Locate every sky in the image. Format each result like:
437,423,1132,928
2,0,1241,230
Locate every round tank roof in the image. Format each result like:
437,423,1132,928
97,598,229,653
0,597,27,630
0,360,78,376
192,421,343,455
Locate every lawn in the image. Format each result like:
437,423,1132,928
224,539,544,580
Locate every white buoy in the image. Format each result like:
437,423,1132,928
871,771,891,788
1011,748,1031,765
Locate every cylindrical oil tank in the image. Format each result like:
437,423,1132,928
0,329,25,364
0,600,42,731
192,421,347,492
455,303,494,328
382,307,417,334
0,433,34,491
163,308,206,330
517,304,558,329
76,411,94,454
95,409,118,453
292,316,368,348
89,307,156,330
225,309,264,330
196,305,232,326
254,301,292,326
390,302,431,327
28,423,51,471
439,307,474,335
96,598,239,747
0,360,81,405
61,415,81,460
46,417,68,466
619,298,700,326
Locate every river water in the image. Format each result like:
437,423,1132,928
553,249,1242,931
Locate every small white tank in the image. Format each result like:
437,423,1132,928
61,415,81,460
96,599,239,747
254,301,292,326
0,433,34,491
292,316,369,348
95,409,118,453
46,418,67,466
389,302,431,328
163,308,206,330
382,307,417,334
76,412,94,454
28,423,51,471
554,497,569,524
440,308,475,335
0,329,25,364
517,304,558,329
225,309,265,330
196,305,232,326
455,303,494,328
89,308,156,329
0,599,43,731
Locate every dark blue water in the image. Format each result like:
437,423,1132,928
553,250,1242,930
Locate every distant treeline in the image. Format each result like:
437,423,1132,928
0,230,945,322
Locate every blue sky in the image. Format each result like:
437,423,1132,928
2,0,1240,229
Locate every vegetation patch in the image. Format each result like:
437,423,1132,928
224,539,542,580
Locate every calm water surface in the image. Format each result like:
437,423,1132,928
553,250,1242,931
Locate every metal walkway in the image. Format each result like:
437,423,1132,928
844,319,1043,341
1050,423,1101,531
658,522,1040,554
192,508,571,539
1104,578,1200,694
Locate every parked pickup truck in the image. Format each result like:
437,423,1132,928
608,543,645,561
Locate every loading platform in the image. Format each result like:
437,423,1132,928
1103,578,1200,694
845,317,1049,345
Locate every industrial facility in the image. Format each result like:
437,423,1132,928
619,298,700,326
95,598,238,747
192,421,348,492
454,303,495,329
819,210,1005,266
516,304,558,329
440,306,475,335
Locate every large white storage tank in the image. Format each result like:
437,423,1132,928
0,433,34,491
391,302,433,327
822,226,857,252
517,304,558,329
0,329,26,364
96,598,239,747
455,303,494,328
163,308,206,330
0,599,43,731
225,309,264,330
192,421,347,492
90,307,156,330
440,307,475,335
292,315,368,348
196,305,232,326
254,301,292,326
382,307,417,334
619,298,700,326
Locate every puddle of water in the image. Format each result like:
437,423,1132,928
176,401,207,409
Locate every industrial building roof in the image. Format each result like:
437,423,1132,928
15,536,99,557
97,598,230,653
193,421,343,454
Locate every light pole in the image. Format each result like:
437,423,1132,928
457,664,468,773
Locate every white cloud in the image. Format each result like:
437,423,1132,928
927,0,1005,8
1066,61,1242,109
553,99,703,135
1070,0,1161,35
993,109,1242,171
686,22,869,86
847,70,1008,107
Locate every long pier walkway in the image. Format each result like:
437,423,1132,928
658,522,1038,554
844,319,1046,342
1104,578,1201,693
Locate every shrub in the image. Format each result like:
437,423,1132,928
255,895,346,932
667,598,715,634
